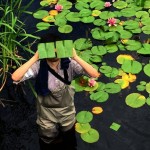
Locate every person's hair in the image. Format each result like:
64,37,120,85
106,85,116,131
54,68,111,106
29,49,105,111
39,33,62,43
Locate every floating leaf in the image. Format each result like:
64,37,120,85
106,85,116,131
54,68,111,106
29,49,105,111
110,122,121,131
75,123,91,133
121,8,136,17
144,64,150,77
81,128,100,143
124,20,139,30
99,66,112,74
146,82,150,93
121,59,142,74
119,30,133,39
136,85,145,91
105,67,119,78
54,18,67,26
113,1,127,9
93,19,106,26
125,93,146,108
90,0,105,10
125,40,142,51
104,83,121,94
135,11,149,18
84,82,99,92
137,43,150,54
81,16,95,23
58,1,72,9
142,25,150,34
146,97,150,106
90,91,109,102
33,10,49,19
105,44,118,53
99,11,115,20
74,38,92,50
79,9,92,17
92,107,103,114
75,1,89,10
76,111,93,124
116,54,134,64
144,0,150,9
91,46,107,56
92,10,101,17
36,22,51,30
66,12,80,22
91,28,105,40
42,15,55,22
122,73,136,83
58,25,73,33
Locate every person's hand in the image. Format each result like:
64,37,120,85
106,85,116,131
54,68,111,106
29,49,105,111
34,51,39,61
72,48,78,60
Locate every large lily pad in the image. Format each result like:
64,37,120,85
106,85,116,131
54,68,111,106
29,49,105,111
81,128,100,143
33,10,49,19
90,91,109,102
75,1,89,10
105,44,118,53
90,0,105,10
79,9,92,17
91,46,107,56
104,83,121,94
81,16,95,23
113,1,128,9
143,64,150,77
125,40,142,51
142,25,150,34
99,11,115,20
121,8,136,17
76,111,93,123
36,22,51,30
137,43,150,54
135,11,149,18
125,93,146,108
121,59,142,74
66,12,80,22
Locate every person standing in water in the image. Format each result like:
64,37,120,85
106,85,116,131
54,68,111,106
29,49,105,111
11,34,100,150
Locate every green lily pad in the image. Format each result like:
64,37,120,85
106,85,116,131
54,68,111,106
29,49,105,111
79,9,92,17
74,38,92,50
96,82,106,91
76,111,93,123
66,12,80,22
144,0,150,9
91,28,105,40
58,25,73,33
105,67,119,78
75,1,89,10
137,43,150,54
125,93,146,108
90,0,105,10
99,66,112,74
146,97,150,106
141,17,150,25
91,46,107,56
81,16,95,23
84,82,99,92
75,123,91,133
58,1,72,10
142,25,150,34
54,18,67,27
104,83,121,94
99,11,115,20
136,85,145,91
33,10,49,19
121,59,142,74
119,30,133,39
146,82,150,93
125,40,142,51
135,11,149,18
89,55,102,63
36,22,51,30
92,10,101,17
81,128,100,143
121,8,136,17
93,19,106,26
124,20,139,30
40,1,49,6
144,64,150,77
113,1,128,9
140,81,147,85
110,122,121,131
90,91,109,102
105,44,118,53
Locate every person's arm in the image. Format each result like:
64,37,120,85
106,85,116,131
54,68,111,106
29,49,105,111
72,48,101,78
12,51,39,81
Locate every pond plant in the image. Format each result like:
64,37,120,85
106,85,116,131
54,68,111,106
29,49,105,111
32,0,150,143
0,0,39,92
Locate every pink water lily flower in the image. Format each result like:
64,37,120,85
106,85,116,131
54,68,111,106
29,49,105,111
104,2,112,7
88,78,96,87
107,18,117,26
55,4,63,11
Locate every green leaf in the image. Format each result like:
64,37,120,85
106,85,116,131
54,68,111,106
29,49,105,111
93,19,106,26
113,1,127,9
104,83,121,94
56,40,73,58
146,97,150,106
81,128,100,143
74,38,92,50
91,28,105,40
137,43,150,54
125,93,146,108
125,40,142,51
119,30,133,39
90,91,109,102
36,22,51,30
141,17,150,25
136,85,145,91
146,82,150,93
75,123,91,133
33,10,49,19
121,8,136,17
99,11,115,20
124,20,139,30
99,66,112,74
105,44,118,53
54,18,67,27
58,25,73,33
76,111,93,123
66,12,80,22
81,16,95,23
75,1,89,10
89,55,102,63
58,1,72,9
142,25,150,34
84,82,99,92
105,67,119,78
144,0,150,9
144,64,150,77
110,122,121,131
135,11,149,18
90,0,105,10
121,60,142,74
91,46,107,56
79,9,92,17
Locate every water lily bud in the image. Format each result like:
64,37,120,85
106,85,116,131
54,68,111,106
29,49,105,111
104,2,112,7
55,4,63,11
88,78,96,87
